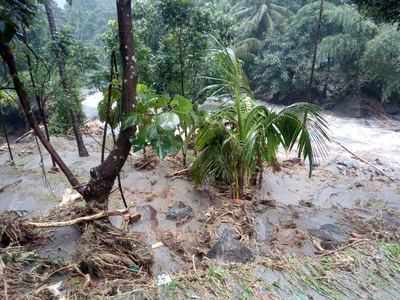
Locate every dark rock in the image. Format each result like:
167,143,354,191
207,228,254,263
299,200,314,208
354,182,364,188
166,201,193,221
309,224,349,250
257,198,277,208
384,102,400,115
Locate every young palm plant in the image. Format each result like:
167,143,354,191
192,44,329,200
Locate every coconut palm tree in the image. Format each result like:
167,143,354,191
232,0,291,40
192,44,329,200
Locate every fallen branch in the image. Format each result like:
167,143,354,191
24,209,140,228
0,179,22,193
166,168,191,178
15,129,33,143
333,139,395,182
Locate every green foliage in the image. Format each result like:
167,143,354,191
352,0,400,24
243,0,400,105
361,25,400,101
154,0,216,98
98,79,122,129
123,84,202,161
192,45,329,199
0,0,38,43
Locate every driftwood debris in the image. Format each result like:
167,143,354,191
333,139,395,182
25,209,141,228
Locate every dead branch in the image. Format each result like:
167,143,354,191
15,128,34,143
24,209,141,228
0,179,22,193
166,168,191,178
333,139,395,182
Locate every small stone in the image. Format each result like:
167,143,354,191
299,200,314,208
309,224,349,250
354,182,364,188
207,228,254,263
258,199,277,208
166,201,193,222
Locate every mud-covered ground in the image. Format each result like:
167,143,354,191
0,109,400,299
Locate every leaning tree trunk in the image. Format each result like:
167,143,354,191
0,43,81,189
80,0,137,210
308,0,324,102
1,0,137,211
44,0,89,157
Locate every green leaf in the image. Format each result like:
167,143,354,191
151,130,183,160
171,95,193,114
157,112,180,131
123,112,139,129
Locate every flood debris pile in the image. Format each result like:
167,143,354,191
0,211,41,248
0,247,65,300
0,207,154,299
77,221,152,281
0,212,61,300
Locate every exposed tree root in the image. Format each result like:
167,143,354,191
0,211,43,248
76,221,152,280
0,206,153,299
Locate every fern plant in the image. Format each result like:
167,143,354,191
192,44,329,200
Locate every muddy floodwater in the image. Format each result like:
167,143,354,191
1,92,400,299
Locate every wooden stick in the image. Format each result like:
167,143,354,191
0,179,22,193
24,209,134,228
333,139,395,182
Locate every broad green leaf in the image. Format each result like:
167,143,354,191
171,95,193,114
157,112,180,130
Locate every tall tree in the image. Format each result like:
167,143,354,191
308,0,324,101
43,0,89,157
80,0,138,210
232,0,290,40
0,110,14,163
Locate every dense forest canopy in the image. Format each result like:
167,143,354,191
2,0,400,120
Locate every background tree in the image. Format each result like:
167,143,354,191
352,0,400,24
44,0,89,157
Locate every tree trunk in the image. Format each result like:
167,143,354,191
80,0,137,210
44,0,89,157
23,28,57,169
178,27,185,97
0,43,81,189
308,0,324,102
0,111,13,162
